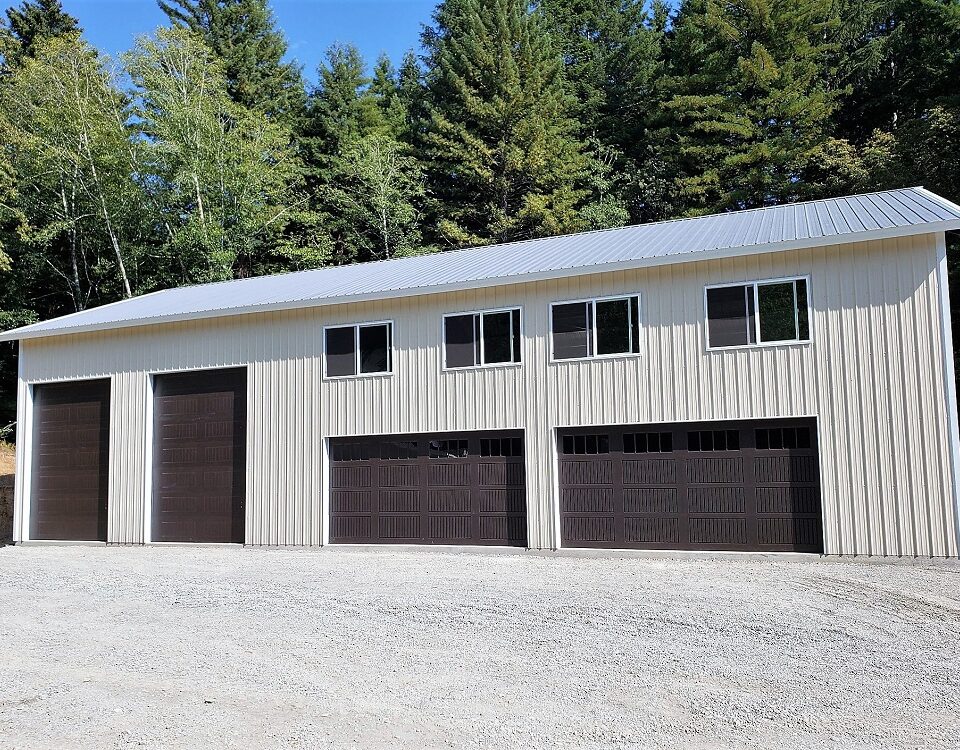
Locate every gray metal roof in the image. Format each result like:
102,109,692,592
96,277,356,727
5,186,960,342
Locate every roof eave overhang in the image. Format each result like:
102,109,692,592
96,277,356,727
4,220,960,344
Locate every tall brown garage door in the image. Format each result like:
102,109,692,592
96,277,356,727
329,431,527,546
558,418,822,552
152,369,246,543
30,379,110,541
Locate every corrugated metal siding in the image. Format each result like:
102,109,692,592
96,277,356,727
13,234,959,556
6,188,960,342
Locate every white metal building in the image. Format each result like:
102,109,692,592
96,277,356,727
4,187,960,556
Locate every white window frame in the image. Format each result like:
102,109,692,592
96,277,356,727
704,275,812,351
441,306,523,371
549,293,643,363
322,319,394,379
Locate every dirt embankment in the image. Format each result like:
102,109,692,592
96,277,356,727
0,442,14,543
0,441,14,477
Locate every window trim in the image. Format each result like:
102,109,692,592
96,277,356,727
322,319,395,380
703,275,812,352
549,293,643,363
440,306,523,371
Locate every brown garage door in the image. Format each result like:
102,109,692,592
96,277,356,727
558,418,822,552
153,369,246,543
330,431,527,546
30,379,110,541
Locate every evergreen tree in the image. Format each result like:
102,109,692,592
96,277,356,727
656,0,842,214
422,0,596,247
157,0,304,119
2,0,78,66
833,0,960,144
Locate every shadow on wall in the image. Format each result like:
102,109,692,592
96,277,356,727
0,475,12,545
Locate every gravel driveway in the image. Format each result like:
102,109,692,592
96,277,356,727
0,545,958,750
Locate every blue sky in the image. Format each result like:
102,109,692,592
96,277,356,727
52,0,437,82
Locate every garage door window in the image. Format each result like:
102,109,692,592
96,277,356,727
706,278,809,349
325,321,393,378
552,295,641,360
443,308,521,368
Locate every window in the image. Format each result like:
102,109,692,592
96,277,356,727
756,426,811,450
706,278,809,349
429,439,469,458
324,322,393,377
561,434,610,455
480,437,523,457
623,432,673,454
443,308,521,368
688,429,740,452
551,295,641,360
330,441,376,462
380,441,418,460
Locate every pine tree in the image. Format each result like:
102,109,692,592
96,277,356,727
2,0,78,66
157,0,304,119
657,0,842,213
422,0,594,247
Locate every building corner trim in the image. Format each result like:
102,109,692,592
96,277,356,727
935,232,960,556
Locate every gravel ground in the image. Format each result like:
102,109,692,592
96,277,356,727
0,545,958,750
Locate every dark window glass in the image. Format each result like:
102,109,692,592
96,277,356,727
688,429,739,451
596,298,631,355
756,429,770,450
707,285,751,348
623,431,673,453
429,439,468,458
325,326,356,377
562,434,609,455
359,323,390,374
796,279,810,340
512,309,522,363
445,314,476,368
553,302,591,359
758,282,798,342
483,311,513,364
630,297,641,353
381,441,417,460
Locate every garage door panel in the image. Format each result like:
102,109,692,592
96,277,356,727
563,516,615,543
330,431,526,546
687,457,743,483
759,517,822,547
690,517,749,545
757,486,819,514
428,462,473,486
480,488,525,513
428,489,471,513
756,455,816,483
562,487,615,513
624,488,678,514
380,489,420,512
379,515,420,539
623,458,676,485
152,369,245,544
625,517,679,544
559,418,823,553
31,379,110,542
331,490,371,513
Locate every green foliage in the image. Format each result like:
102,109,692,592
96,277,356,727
1,34,139,308
125,27,307,284
656,0,842,214
422,0,598,247
157,0,304,119
2,0,78,67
